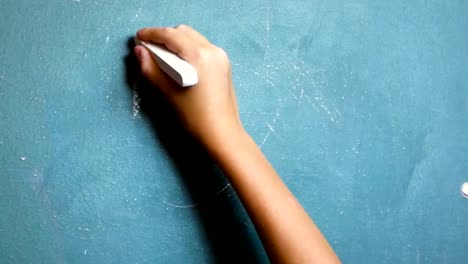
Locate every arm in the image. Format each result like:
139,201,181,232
208,129,340,263
134,25,341,264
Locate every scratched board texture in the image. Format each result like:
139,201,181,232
1,0,468,263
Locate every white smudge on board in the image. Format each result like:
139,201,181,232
132,89,140,118
461,182,468,198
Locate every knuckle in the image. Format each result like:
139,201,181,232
175,24,189,31
210,46,229,64
140,62,155,78
215,47,228,60
141,65,152,77
188,45,230,65
190,46,207,61
160,27,173,35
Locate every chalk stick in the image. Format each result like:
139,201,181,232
134,37,198,87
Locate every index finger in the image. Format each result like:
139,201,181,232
137,27,193,59
174,24,210,44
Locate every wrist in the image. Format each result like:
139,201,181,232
202,124,252,164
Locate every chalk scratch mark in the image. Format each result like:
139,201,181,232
259,131,272,149
266,122,276,134
163,183,232,209
216,183,232,195
163,201,198,209
287,63,341,124
288,89,299,101
260,108,281,149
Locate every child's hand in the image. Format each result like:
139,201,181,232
134,25,341,264
134,25,243,149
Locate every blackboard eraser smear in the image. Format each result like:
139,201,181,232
134,37,198,87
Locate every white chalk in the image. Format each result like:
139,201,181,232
461,182,468,198
134,37,198,87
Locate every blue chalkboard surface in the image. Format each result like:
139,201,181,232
1,1,467,263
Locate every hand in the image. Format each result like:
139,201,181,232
134,25,244,150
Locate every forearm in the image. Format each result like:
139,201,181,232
207,130,341,264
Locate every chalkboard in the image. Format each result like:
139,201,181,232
1,0,467,263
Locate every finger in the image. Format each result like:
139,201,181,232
175,24,210,44
137,27,194,60
134,45,172,93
